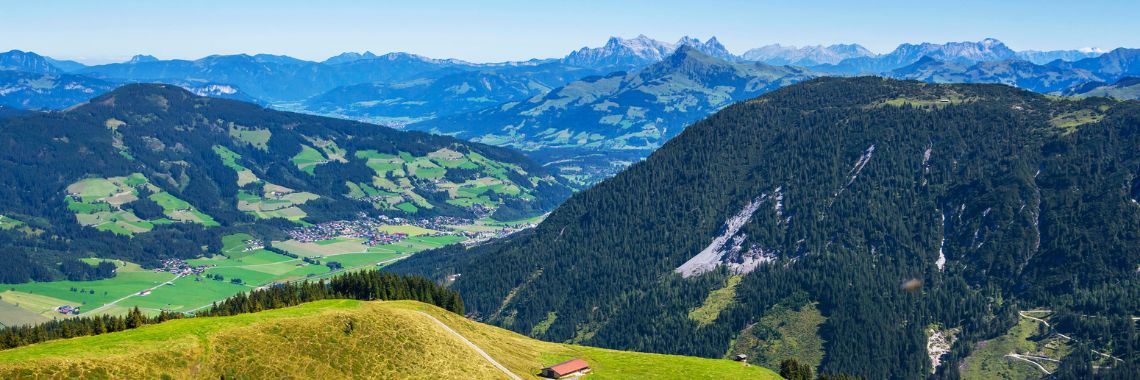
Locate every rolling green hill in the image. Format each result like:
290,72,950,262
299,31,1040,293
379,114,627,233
0,83,570,283
391,77,1140,378
0,300,778,379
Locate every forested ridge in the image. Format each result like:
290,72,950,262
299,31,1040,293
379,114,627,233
390,77,1140,378
0,84,570,283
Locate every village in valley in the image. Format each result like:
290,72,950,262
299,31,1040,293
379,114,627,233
4,214,542,324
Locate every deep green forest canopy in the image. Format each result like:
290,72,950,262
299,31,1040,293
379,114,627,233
390,77,1140,379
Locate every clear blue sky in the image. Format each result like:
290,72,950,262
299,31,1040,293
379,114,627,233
4,0,1137,64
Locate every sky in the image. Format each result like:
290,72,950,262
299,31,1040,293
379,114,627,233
3,0,1138,64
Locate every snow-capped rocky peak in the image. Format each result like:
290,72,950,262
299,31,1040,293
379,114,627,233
563,35,678,69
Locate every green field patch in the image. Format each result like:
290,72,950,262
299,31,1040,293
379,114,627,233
395,202,419,213
1048,109,1104,135
236,183,317,221
688,275,742,326
447,196,495,208
377,224,438,236
0,291,79,320
149,192,189,210
961,313,1072,379
398,151,415,163
429,148,479,169
729,302,826,372
213,145,261,187
67,198,111,214
273,239,370,258
0,215,24,230
228,124,271,150
354,150,398,160
220,233,255,256
407,157,446,180
315,237,351,245
189,250,293,268
67,177,121,200
0,300,49,327
124,276,250,314
5,269,176,317
307,137,347,163
481,214,546,227
531,311,558,337
291,145,328,175
66,175,215,234
323,251,403,268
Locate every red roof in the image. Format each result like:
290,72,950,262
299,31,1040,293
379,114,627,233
545,358,590,376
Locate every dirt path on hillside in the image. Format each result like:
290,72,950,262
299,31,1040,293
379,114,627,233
416,311,522,380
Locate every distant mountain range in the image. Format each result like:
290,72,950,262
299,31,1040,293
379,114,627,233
742,43,874,66
1,37,1136,186
412,47,809,150
1065,76,1140,99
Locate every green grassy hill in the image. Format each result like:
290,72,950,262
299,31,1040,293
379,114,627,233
0,300,778,379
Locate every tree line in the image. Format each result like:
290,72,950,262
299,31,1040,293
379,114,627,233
0,269,461,350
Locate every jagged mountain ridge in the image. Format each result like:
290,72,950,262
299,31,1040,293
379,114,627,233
562,35,737,71
741,43,875,66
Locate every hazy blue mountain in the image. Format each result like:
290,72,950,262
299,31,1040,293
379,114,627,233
414,46,808,150
410,47,811,184
303,63,602,125
322,51,379,65
126,54,159,64
1050,47,1140,81
0,105,32,119
1015,48,1104,64
42,56,87,72
889,56,1103,93
79,54,333,101
0,50,64,75
0,70,117,110
888,48,1140,95
1065,76,1140,99
741,43,874,66
816,38,1017,74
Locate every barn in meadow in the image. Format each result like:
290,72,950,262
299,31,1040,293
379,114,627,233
540,358,591,378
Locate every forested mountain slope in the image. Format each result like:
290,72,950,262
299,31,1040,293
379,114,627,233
391,77,1140,378
0,84,570,283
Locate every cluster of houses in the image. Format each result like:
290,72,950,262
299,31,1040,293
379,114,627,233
155,258,207,276
377,214,471,231
286,214,474,247
287,218,409,246
459,222,538,247
55,305,81,315
242,239,264,252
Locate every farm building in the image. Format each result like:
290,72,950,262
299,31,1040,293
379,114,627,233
540,358,590,378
